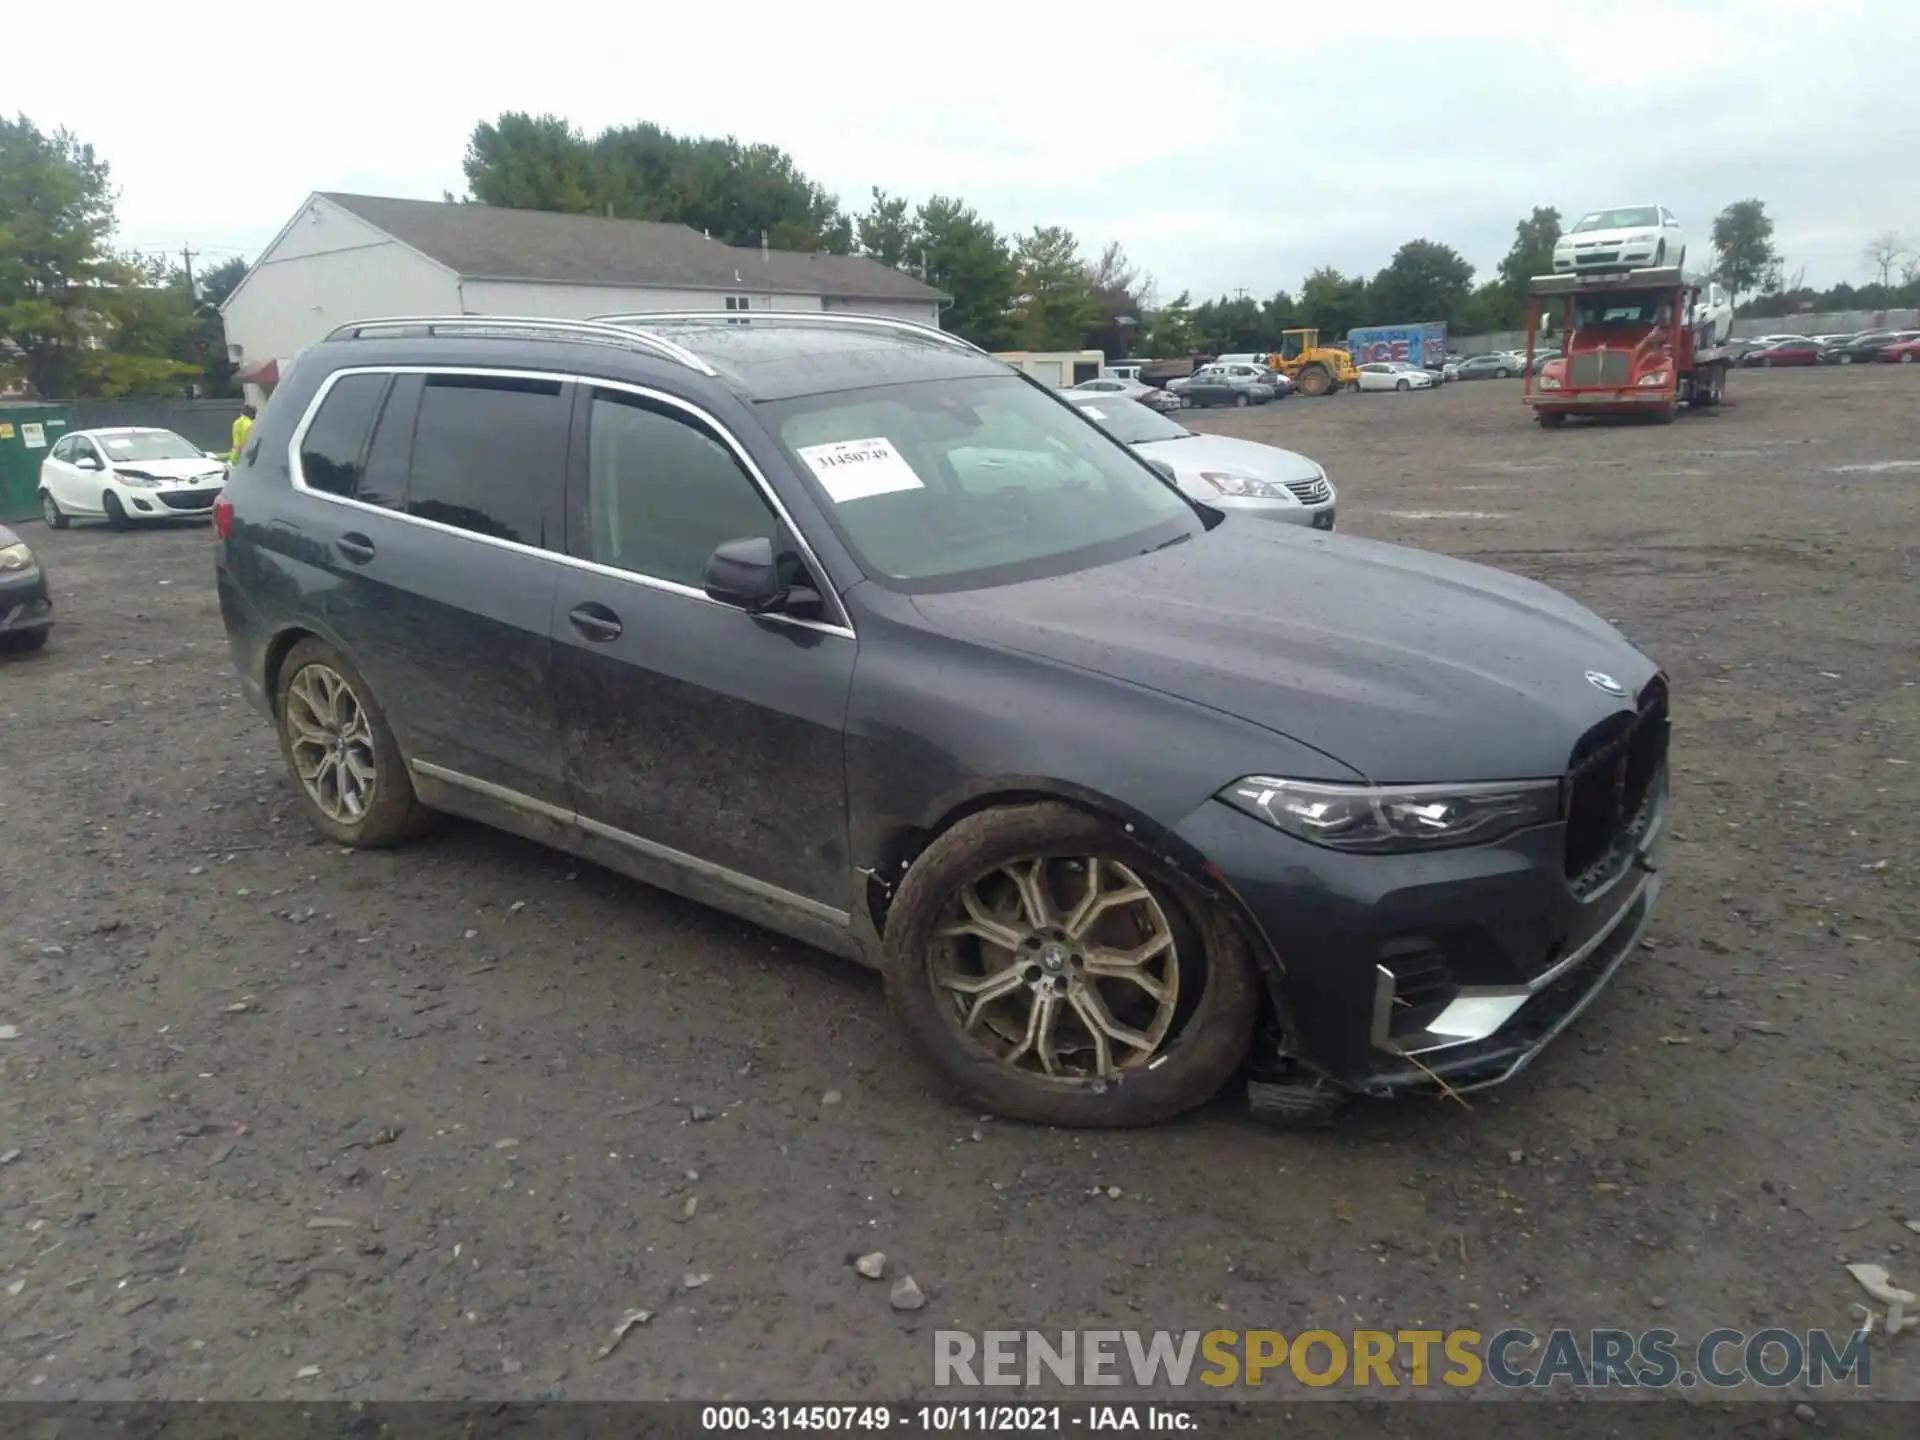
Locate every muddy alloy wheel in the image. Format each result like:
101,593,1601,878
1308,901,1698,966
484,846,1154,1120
284,661,379,824
881,802,1260,1127
273,637,434,847
935,855,1182,1081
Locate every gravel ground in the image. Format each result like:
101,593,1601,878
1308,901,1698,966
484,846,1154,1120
0,366,1915,1410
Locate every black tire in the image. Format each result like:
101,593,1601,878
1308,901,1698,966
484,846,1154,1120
1838,353,1853,365
1234,392,1249,408
274,637,435,847
40,491,69,530
1536,410,1568,428
102,492,130,530
1296,364,1331,398
0,628,50,654
1494,367,1510,379
1761,357,1773,367
881,802,1261,1128
1395,378,1410,392
1654,241,1666,266
1902,353,1915,364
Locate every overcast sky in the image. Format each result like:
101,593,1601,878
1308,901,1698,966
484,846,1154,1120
19,1,1918,302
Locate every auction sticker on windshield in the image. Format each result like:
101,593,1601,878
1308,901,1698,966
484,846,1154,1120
797,436,925,503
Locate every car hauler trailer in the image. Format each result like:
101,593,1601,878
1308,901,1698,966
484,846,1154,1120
1524,266,1733,427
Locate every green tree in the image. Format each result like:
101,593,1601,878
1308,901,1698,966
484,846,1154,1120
856,188,920,269
0,115,196,397
1011,225,1100,350
464,113,600,212
1495,206,1561,312
1260,289,1298,336
1710,199,1778,304
1190,294,1266,353
1296,267,1369,340
463,112,851,252
1453,278,1516,336
1134,292,1196,357
1367,239,1474,327
915,196,1017,350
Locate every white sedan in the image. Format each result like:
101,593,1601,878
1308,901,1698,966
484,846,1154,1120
1552,204,1700,283
1354,362,1434,393
39,427,229,528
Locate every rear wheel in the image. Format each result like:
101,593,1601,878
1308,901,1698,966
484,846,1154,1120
275,638,435,847
1234,392,1249,408
0,628,49,654
882,803,1260,1128
1838,353,1853,365
1494,366,1510,379
102,492,130,530
40,492,68,530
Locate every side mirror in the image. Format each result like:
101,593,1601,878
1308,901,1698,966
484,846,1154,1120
703,536,823,619
75,454,102,470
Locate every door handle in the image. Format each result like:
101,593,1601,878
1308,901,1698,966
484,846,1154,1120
567,602,623,642
336,532,376,564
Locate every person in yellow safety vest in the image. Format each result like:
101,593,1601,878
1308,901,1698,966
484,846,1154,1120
228,403,258,466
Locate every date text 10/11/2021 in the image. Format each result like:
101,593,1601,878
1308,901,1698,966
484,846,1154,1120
700,1406,1195,1432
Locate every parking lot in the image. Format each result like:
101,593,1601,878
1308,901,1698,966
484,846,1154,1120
1,366,1915,1406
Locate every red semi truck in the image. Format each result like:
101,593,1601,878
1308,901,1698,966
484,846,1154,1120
1523,266,1734,427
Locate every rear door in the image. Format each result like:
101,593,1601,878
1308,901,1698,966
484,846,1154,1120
290,366,572,807
550,382,855,910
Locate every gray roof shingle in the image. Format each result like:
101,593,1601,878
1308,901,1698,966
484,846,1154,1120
321,193,944,303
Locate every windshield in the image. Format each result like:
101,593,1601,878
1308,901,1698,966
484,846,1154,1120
1573,206,1660,232
98,430,204,462
1573,294,1669,328
766,376,1199,591
1068,396,1192,444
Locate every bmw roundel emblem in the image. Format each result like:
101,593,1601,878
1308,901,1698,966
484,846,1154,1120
1586,671,1628,697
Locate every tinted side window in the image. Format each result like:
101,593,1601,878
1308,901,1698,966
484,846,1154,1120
356,373,420,511
299,373,389,497
586,391,777,589
407,375,566,546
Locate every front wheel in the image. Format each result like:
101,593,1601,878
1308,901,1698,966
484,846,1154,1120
102,492,130,530
1838,353,1853,365
1536,410,1568,428
1902,353,1915,364
275,638,435,847
1234,392,1249,408
881,803,1261,1128
1395,379,1410,392
1654,241,1667,266
1494,367,1510,379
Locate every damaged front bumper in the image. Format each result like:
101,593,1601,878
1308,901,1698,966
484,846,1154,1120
1170,780,1668,1100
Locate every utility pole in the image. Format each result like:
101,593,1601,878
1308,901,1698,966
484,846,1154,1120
181,244,198,300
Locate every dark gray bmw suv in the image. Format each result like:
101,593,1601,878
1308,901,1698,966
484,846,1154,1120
215,312,1668,1128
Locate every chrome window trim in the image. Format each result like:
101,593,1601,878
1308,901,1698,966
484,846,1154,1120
284,364,855,639
410,760,851,929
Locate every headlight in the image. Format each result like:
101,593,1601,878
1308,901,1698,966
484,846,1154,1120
0,541,36,573
1220,776,1560,852
1537,376,1561,390
1638,371,1670,387
113,470,163,488
1200,473,1287,499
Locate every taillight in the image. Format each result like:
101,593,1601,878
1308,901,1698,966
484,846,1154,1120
212,493,235,540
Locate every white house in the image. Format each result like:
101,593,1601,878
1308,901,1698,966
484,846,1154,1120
220,192,948,398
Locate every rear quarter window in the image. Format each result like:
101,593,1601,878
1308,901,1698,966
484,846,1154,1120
298,373,389,497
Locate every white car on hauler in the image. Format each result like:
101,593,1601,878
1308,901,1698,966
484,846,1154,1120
1553,204,1701,284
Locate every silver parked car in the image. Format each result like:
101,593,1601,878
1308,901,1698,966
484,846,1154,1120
1166,363,1276,405
1070,375,1185,413
1064,393,1335,529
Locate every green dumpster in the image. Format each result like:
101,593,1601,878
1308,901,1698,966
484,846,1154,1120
0,403,72,523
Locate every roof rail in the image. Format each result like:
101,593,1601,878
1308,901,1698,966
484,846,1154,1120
320,315,719,377
591,309,988,356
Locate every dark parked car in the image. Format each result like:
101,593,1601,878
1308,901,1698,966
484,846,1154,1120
1824,330,1920,365
1743,339,1827,367
215,311,1670,1128
1452,353,1522,380
0,522,53,653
